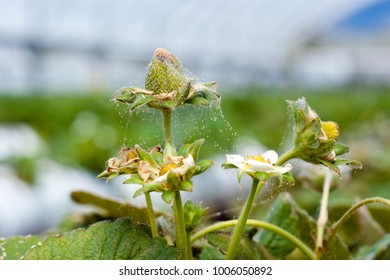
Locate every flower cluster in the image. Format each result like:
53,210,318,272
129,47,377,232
114,48,220,111
98,139,213,204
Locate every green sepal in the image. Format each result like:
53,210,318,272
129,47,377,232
129,94,154,111
167,171,181,191
185,96,210,106
161,190,175,204
317,159,341,176
221,162,237,169
97,170,110,179
192,82,220,101
237,169,246,183
133,183,164,198
175,81,192,105
184,165,198,181
150,150,164,166
180,180,193,192
164,141,177,158
195,159,214,174
179,138,205,161
334,158,362,169
114,87,136,103
136,145,159,169
307,117,321,135
334,142,350,156
158,100,177,111
106,173,120,182
123,174,143,185
252,172,270,182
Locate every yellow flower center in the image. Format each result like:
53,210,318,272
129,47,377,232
159,163,178,176
247,154,270,163
321,121,339,140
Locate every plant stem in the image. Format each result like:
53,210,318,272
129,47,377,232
173,191,189,259
186,230,192,260
225,179,261,260
327,197,390,242
276,147,298,166
162,109,173,146
144,192,158,238
315,172,332,256
191,219,316,260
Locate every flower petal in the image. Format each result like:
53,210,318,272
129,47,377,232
225,154,247,170
262,150,278,164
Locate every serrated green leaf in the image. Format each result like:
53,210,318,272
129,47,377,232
24,218,179,260
0,235,42,260
355,234,390,260
254,193,301,259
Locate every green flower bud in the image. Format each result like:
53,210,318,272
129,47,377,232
183,200,207,232
283,97,361,175
145,48,187,94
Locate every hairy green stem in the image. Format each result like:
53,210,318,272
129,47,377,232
225,179,261,260
173,191,189,259
315,172,332,255
144,192,158,238
276,147,299,166
191,219,316,260
186,230,193,260
162,109,173,146
327,197,390,242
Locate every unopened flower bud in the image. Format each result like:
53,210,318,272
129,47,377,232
145,48,187,94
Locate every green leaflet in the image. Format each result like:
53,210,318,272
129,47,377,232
254,192,350,259
355,234,390,260
24,218,179,260
0,235,42,260
254,193,304,259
